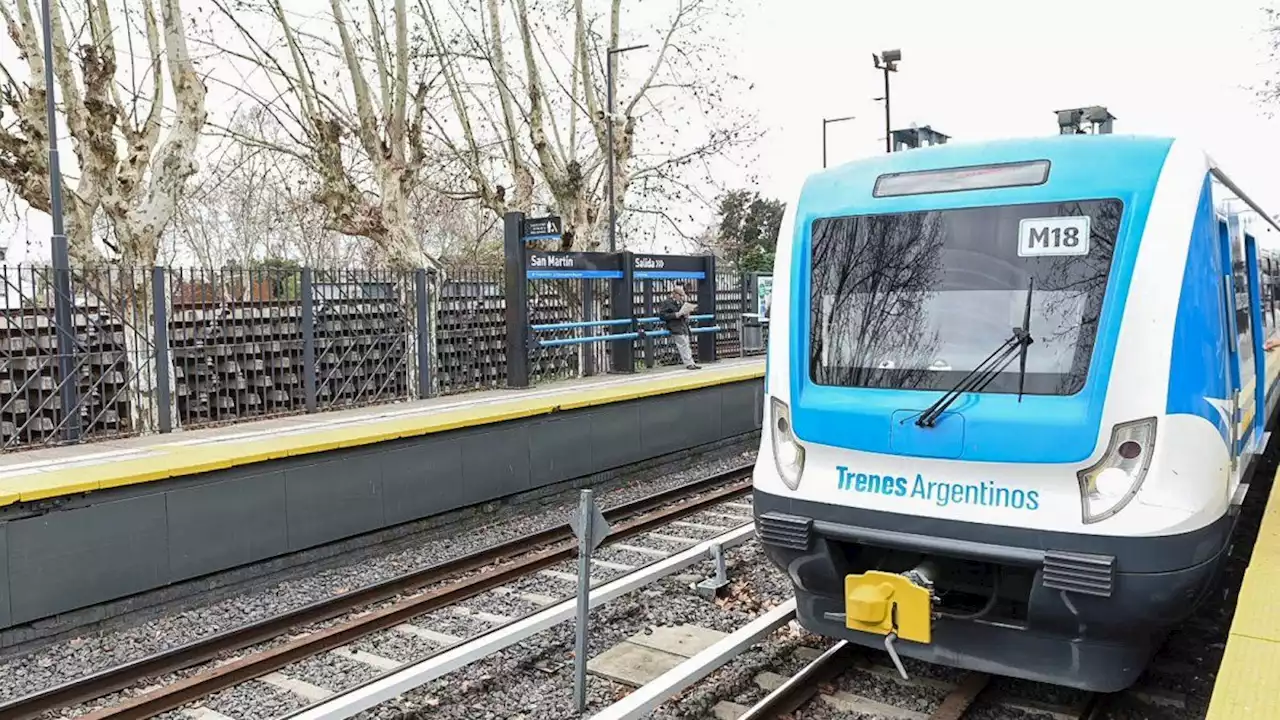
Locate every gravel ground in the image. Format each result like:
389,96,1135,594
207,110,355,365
289,651,383,693
199,681,308,720
352,629,444,664
0,449,755,707
345,538,792,720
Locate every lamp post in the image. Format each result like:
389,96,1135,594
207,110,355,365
872,49,901,154
39,0,79,441
606,43,648,253
822,115,856,168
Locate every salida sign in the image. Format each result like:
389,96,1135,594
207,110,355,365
631,254,705,280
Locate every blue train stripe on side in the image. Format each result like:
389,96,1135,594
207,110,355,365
1165,173,1230,446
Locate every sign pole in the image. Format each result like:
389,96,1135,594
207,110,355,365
697,255,717,364
610,251,635,374
504,212,530,388
574,490,593,712
571,489,611,713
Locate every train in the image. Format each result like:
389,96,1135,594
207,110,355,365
752,133,1280,692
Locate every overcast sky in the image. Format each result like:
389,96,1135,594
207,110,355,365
731,0,1280,244
6,0,1280,260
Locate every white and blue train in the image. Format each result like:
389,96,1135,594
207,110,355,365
753,134,1280,691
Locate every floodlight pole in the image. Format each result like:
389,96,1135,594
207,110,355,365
821,115,856,168
873,50,901,154
40,0,79,441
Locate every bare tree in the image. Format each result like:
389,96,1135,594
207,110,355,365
169,107,362,269
0,0,207,267
208,0,442,271
419,0,758,250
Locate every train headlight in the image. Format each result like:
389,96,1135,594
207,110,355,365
770,397,806,490
1076,417,1157,524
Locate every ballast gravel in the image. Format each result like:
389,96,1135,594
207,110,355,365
347,538,791,720
199,680,307,720
0,449,755,706
351,629,442,665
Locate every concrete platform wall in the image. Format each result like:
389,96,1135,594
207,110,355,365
0,379,763,630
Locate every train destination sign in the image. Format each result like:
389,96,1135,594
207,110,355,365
632,254,706,280
526,251,622,279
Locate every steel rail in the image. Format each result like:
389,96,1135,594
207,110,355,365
0,466,753,720
589,599,798,720
737,641,853,720
287,524,760,720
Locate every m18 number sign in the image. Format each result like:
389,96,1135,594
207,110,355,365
1017,216,1090,258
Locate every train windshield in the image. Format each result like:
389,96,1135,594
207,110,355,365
809,199,1123,396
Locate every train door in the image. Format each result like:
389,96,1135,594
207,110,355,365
1219,216,1259,468
1244,231,1267,456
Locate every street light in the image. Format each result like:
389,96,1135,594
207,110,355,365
38,0,79,441
607,43,649,253
872,49,901,154
822,115,856,168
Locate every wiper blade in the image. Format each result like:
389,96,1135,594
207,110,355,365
1016,278,1034,402
915,331,1027,427
916,282,1036,428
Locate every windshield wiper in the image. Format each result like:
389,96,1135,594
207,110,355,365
1015,278,1033,402
915,279,1035,428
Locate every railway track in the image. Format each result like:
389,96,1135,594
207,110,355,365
737,639,1113,720
584,605,1194,720
0,465,754,720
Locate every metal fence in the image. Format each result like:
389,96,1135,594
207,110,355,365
0,266,160,448
434,269,505,396
0,264,770,452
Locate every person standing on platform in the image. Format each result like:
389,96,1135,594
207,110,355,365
658,284,701,370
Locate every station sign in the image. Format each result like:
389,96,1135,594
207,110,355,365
526,251,622,279
632,254,706,280
522,215,563,240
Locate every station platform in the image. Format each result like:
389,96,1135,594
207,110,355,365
1206,346,1280,718
1207,466,1280,718
0,359,764,634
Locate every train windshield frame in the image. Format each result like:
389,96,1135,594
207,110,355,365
809,198,1124,396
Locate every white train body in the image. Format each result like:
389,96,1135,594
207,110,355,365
753,134,1280,691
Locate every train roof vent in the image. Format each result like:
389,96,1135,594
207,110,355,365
1056,106,1116,135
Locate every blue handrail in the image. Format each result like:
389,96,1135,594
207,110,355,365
530,314,715,332
536,325,722,348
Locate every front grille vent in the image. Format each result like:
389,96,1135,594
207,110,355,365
756,512,812,551
1042,550,1115,597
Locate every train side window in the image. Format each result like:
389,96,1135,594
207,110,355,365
1235,257,1256,389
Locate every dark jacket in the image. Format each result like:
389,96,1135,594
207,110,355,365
657,297,690,335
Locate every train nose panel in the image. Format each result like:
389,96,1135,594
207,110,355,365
889,410,965,459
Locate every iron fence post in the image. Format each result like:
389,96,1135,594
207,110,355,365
415,269,432,398
582,281,596,377
301,267,318,412
642,280,655,369
504,212,530,388
151,267,172,433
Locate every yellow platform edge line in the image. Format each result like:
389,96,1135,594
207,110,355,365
1207,443,1280,720
0,364,765,507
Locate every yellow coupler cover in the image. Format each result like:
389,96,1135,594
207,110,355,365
844,571,932,644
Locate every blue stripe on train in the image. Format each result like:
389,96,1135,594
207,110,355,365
1165,174,1230,446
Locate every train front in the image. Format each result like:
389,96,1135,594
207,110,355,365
753,136,1236,692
